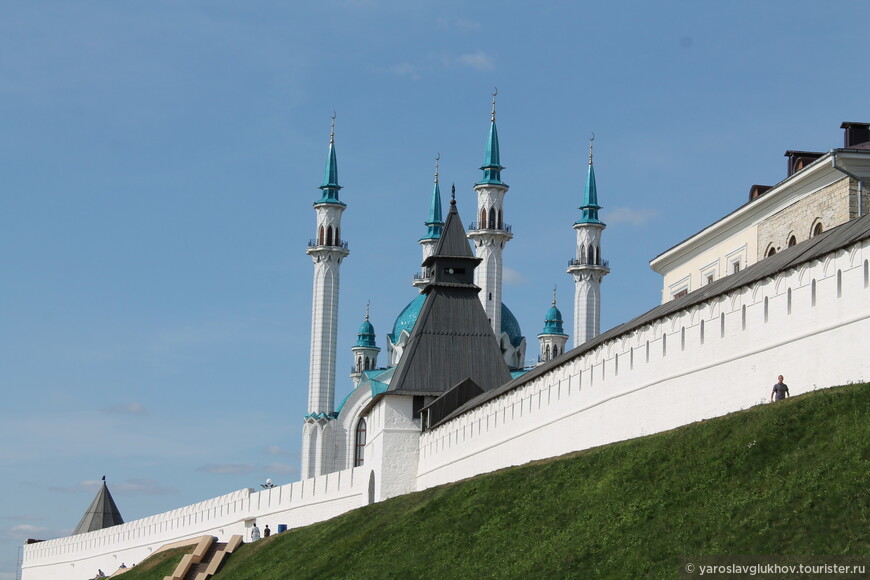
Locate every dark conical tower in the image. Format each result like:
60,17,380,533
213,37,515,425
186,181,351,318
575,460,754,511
73,477,124,535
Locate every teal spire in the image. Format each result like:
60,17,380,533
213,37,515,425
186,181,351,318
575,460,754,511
538,288,568,336
355,303,377,348
575,134,603,225
476,89,506,186
315,113,345,206
422,154,444,240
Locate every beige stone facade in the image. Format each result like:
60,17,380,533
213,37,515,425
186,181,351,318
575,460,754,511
756,176,855,259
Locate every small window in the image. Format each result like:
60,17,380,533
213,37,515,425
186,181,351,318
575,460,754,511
732,261,741,274
788,236,797,247
812,222,823,237
767,247,776,258
673,289,688,300
706,274,714,285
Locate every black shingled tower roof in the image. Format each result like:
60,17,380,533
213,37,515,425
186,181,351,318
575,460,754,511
387,198,512,395
73,477,124,535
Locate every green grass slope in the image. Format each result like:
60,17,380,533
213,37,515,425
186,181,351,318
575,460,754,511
152,383,870,579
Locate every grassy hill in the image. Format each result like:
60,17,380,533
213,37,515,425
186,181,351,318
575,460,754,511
124,383,870,579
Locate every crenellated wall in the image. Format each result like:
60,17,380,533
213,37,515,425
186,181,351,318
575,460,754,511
23,234,870,580
416,237,870,490
22,467,367,580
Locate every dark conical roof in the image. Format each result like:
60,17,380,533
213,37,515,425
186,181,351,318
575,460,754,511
389,200,512,395
73,478,124,535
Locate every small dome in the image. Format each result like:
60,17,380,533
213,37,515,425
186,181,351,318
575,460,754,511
356,318,377,348
539,304,567,336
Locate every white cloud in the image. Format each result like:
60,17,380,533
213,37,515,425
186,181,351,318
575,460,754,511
605,207,659,226
198,463,255,475
49,478,175,495
266,445,294,457
264,463,295,474
503,267,525,285
457,51,495,71
102,402,148,415
388,63,420,80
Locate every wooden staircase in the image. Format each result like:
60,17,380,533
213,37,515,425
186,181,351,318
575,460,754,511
162,534,243,580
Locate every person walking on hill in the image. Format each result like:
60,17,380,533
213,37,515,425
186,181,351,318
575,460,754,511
770,375,789,402
264,524,271,538
251,523,261,542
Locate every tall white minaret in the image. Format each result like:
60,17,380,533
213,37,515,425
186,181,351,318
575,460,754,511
567,135,609,346
302,115,349,479
413,155,444,290
467,89,512,337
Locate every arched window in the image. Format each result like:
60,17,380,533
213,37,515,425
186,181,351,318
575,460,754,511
335,227,340,245
553,345,559,357
488,208,496,229
319,225,325,245
788,235,797,247
326,226,333,246
767,246,776,258
497,209,503,229
356,357,362,372
812,222,823,237
354,418,367,467
587,245,594,264
579,244,585,263
544,344,551,359
480,208,487,229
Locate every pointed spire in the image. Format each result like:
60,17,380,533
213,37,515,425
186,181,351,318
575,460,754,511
576,133,603,225
476,88,506,186
316,112,344,205
73,478,124,535
539,288,567,336
423,154,444,240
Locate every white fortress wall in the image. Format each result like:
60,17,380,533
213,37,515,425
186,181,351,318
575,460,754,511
417,239,870,490
22,467,368,580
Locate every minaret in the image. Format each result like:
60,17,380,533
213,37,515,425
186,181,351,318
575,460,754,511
302,115,349,479
350,302,380,387
567,135,609,346
537,288,569,365
413,154,444,290
467,89,513,337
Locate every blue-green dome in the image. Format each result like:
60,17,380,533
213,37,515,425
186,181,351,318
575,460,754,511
501,303,525,347
538,305,567,337
356,318,377,348
389,295,524,347
389,294,427,342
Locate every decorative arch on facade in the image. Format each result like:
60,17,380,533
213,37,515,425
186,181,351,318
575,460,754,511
788,234,797,247
353,418,367,467
326,226,333,246
480,207,487,228
497,209,503,229
766,245,776,257
488,208,496,229
811,220,824,238
319,225,325,245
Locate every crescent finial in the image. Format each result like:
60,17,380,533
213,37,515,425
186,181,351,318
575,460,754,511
588,132,595,165
491,87,498,122
330,112,336,144
434,153,440,183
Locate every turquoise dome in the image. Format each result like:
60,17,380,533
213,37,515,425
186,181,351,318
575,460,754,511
389,294,524,347
538,305,567,337
356,318,377,348
389,294,427,342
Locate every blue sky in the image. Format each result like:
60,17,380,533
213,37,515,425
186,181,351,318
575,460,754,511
2,1,869,577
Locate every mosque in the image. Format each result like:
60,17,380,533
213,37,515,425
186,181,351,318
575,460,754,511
300,95,608,480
